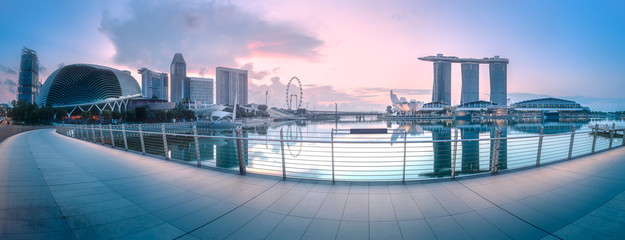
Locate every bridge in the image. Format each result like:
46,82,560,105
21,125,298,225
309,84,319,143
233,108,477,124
2,129,625,239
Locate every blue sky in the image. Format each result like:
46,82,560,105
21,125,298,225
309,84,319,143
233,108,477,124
1,0,624,111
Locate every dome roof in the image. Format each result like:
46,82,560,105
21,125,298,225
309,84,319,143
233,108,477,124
37,64,141,106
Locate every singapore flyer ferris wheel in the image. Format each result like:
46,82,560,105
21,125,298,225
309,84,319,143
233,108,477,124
285,76,303,110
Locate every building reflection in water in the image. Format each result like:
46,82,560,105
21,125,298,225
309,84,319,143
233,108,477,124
461,129,480,172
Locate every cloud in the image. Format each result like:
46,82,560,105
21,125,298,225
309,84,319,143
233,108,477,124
100,0,323,73
0,78,17,103
240,62,269,80
0,65,16,75
3,79,17,94
247,76,391,111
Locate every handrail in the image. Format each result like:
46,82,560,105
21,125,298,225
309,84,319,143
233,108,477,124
55,122,625,182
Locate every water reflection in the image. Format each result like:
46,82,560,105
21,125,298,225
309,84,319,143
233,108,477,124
148,117,618,180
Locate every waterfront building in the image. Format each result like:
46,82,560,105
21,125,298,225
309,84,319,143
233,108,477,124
461,63,479,104
216,67,248,105
189,77,214,106
37,64,142,117
138,68,168,101
432,61,451,105
170,53,187,103
17,47,40,104
419,54,509,106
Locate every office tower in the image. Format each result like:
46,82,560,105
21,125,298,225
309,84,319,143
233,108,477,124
170,53,186,102
17,47,39,104
432,61,451,105
216,67,248,105
138,68,168,101
189,77,214,105
489,59,508,106
461,63,479,104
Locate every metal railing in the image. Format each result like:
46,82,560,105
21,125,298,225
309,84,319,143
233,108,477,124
55,123,625,182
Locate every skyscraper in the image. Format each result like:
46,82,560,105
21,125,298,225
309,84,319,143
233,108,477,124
461,63,479,104
489,59,508,106
17,47,39,104
170,53,186,103
138,68,168,101
189,77,214,106
216,67,248,105
432,61,451,105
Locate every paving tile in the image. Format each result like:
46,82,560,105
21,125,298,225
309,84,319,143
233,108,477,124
426,215,470,240
290,191,327,218
314,193,348,220
336,220,368,240
225,211,286,240
453,211,511,239
370,221,402,240
398,219,436,239
189,206,261,239
477,207,548,240
301,219,340,240
369,194,396,221
341,194,369,221
390,193,423,220
264,215,312,240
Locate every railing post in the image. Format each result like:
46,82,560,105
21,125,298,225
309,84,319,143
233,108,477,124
331,129,335,183
280,129,286,179
78,125,83,140
536,127,544,167
139,124,146,155
491,128,501,174
609,123,615,149
451,129,458,179
91,124,96,142
161,124,169,160
109,124,115,148
193,125,201,167
622,127,625,147
99,124,104,144
592,124,597,153
403,130,408,182
122,124,128,151
235,128,246,175
568,127,575,159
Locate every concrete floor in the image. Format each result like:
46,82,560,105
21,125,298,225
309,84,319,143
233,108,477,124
2,129,625,239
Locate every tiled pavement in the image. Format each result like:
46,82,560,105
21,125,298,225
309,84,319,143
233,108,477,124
2,129,625,239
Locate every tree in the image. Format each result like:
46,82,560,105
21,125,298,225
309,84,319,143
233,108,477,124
184,109,196,121
258,104,268,112
135,106,149,122
111,110,121,121
153,110,167,122
55,108,68,121
81,111,92,123
125,109,136,122
102,109,112,121
386,106,393,114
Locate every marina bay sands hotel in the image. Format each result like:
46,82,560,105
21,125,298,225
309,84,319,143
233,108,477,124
418,54,509,106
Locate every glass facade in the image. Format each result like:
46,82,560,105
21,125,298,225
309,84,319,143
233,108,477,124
17,47,39,104
190,77,214,105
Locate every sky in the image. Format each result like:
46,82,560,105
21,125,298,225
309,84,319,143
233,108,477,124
1,0,624,111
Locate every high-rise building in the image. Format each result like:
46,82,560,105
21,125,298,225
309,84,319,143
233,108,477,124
489,59,507,106
461,63,479,104
189,77,214,106
170,53,186,102
138,68,168,101
432,61,451,105
216,67,248,105
17,47,39,104
419,54,508,106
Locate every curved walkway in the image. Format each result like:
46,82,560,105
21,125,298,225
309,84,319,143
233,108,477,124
2,129,625,239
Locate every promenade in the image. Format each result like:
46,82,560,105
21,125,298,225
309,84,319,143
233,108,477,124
2,129,625,239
